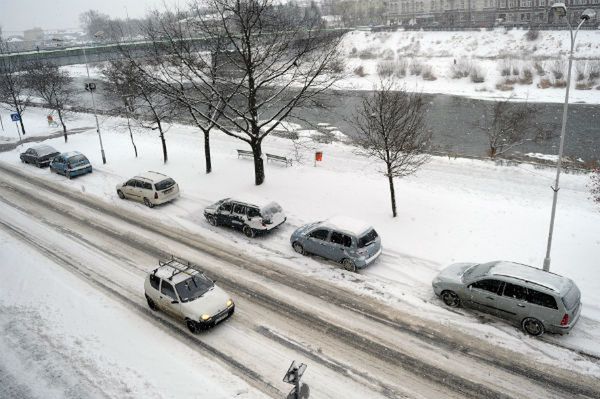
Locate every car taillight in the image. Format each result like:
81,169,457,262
154,192,158,199
560,313,569,326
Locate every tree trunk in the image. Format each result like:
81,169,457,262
157,120,168,163
126,113,138,158
251,140,265,186
387,165,397,218
18,116,26,136
57,108,67,142
204,129,212,174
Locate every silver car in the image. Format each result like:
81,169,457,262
117,171,180,208
432,261,581,336
290,216,382,272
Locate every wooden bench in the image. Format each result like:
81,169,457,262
237,149,254,159
266,153,292,167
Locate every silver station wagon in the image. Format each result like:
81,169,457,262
117,171,180,208
432,261,581,336
290,216,382,272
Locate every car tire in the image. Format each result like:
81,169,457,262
186,319,199,334
36,161,41,168
342,258,357,272
243,225,255,238
117,190,125,199
207,216,218,226
522,317,545,336
441,290,461,308
66,171,71,179
146,295,159,311
292,242,304,255
20,158,25,163
143,198,155,208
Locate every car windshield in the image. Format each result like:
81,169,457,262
261,202,282,218
562,283,580,310
155,178,175,191
462,262,496,282
175,274,214,303
68,155,87,166
358,229,378,248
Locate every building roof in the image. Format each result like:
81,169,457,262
488,261,572,294
322,216,372,236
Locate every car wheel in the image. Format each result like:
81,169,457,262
143,198,155,208
207,215,218,226
522,317,545,336
342,258,357,272
146,295,158,311
186,319,199,334
20,158,25,163
36,161,41,168
243,225,255,238
441,290,461,308
66,171,71,179
117,190,125,199
292,242,304,255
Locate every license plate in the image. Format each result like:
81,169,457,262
163,188,173,194
215,313,228,324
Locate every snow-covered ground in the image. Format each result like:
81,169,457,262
1,106,599,367
337,29,600,103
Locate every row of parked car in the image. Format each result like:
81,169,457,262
20,144,581,337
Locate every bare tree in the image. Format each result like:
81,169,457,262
24,61,74,142
130,1,342,185
0,40,30,135
103,60,173,163
352,80,431,217
478,97,550,158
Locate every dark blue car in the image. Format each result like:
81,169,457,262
50,151,93,179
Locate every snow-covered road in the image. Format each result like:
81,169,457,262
1,161,599,398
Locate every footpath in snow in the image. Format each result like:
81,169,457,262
1,106,600,369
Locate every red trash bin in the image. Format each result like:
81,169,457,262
315,151,323,162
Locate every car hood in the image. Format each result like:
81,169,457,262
434,262,477,284
180,285,230,318
204,203,220,215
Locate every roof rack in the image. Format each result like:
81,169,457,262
156,255,205,281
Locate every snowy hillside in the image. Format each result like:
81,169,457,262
338,29,600,103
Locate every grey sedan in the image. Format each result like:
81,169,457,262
432,261,581,336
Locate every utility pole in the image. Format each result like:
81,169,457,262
82,45,107,164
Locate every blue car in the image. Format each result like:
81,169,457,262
50,151,93,179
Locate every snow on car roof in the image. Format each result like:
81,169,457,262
230,195,278,208
154,264,200,285
488,261,571,294
322,216,372,236
32,144,58,155
62,151,83,158
137,171,170,182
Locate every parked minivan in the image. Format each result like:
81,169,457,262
290,216,382,272
49,151,92,178
432,261,581,336
117,171,180,208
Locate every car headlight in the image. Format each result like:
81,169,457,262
226,299,233,307
432,277,442,287
201,314,211,321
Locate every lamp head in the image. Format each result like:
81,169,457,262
551,3,567,18
581,9,596,21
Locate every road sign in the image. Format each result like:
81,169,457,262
10,113,20,122
283,361,307,383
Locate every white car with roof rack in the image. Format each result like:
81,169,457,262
290,216,382,272
116,171,180,208
144,256,235,333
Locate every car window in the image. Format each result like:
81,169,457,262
220,202,232,212
160,281,178,301
149,274,160,290
526,289,558,309
232,204,245,215
331,231,352,247
31,149,37,156
135,180,146,188
26,149,33,154
175,274,214,303
155,178,175,191
68,155,87,166
126,179,137,187
309,229,329,241
471,279,503,295
562,284,580,310
502,282,527,301
143,182,153,190
358,229,378,248
247,207,260,218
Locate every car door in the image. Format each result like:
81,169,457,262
495,282,529,323
329,231,353,262
125,179,142,200
217,201,233,226
135,179,149,201
525,288,560,325
230,203,247,229
467,279,505,316
158,280,182,319
304,228,331,258
53,156,66,174
30,149,39,163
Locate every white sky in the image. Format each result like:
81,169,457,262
0,0,185,33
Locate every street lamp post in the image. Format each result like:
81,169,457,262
82,38,107,164
542,4,596,272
